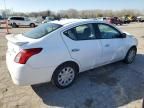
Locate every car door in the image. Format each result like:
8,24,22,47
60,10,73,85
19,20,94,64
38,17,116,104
95,23,125,64
24,17,31,26
12,17,23,26
62,23,102,71
17,17,25,26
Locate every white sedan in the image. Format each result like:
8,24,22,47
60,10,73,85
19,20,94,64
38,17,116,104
6,19,138,88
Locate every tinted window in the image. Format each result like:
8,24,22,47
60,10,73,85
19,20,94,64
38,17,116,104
11,17,24,20
98,24,121,39
23,23,62,39
64,24,95,40
10,17,15,20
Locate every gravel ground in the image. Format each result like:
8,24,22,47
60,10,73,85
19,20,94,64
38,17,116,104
0,23,144,108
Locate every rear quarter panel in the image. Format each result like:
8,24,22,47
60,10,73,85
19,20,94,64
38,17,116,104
24,31,73,69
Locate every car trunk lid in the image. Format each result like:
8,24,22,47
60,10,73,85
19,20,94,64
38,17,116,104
6,34,30,59
6,34,29,46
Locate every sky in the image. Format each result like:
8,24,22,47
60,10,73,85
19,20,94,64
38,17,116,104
0,0,144,12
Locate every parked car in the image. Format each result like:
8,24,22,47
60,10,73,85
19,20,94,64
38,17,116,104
6,19,138,88
122,16,131,24
131,16,137,22
97,17,110,22
8,16,39,28
137,16,144,22
42,16,55,23
109,17,123,25
0,16,6,27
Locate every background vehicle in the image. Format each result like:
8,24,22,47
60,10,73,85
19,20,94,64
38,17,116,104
8,16,39,28
6,19,138,89
137,16,144,22
0,15,6,26
97,17,110,22
122,15,131,24
109,17,123,25
131,16,137,22
42,16,61,23
42,16,55,23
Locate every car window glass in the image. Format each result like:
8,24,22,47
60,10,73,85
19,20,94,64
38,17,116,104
64,24,95,40
64,29,77,40
23,23,62,39
14,17,16,20
10,17,15,20
98,24,120,39
11,17,24,20
19,17,24,20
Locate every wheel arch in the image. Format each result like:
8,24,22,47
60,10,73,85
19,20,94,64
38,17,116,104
54,61,80,73
125,45,137,58
128,45,137,52
11,22,15,25
123,45,137,64
30,23,35,27
51,60,80,82
51,60,79,88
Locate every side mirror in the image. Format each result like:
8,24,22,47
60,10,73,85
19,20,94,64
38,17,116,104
121,33,127,38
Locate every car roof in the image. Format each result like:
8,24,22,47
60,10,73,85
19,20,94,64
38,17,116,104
50,19,122,33
51,19,101,26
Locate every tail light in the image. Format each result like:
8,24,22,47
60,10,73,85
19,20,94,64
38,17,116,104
14,48,42,64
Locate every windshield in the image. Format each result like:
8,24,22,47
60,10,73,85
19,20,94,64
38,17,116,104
23,23,62,39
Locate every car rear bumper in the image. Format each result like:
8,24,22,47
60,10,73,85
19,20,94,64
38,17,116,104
6,52,56,86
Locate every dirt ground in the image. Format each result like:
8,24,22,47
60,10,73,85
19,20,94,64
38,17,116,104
0,23,144,108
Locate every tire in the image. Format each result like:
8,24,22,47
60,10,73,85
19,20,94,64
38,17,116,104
30,23,35,28
123,47,137,64
12,23,18,28
52,63,78,89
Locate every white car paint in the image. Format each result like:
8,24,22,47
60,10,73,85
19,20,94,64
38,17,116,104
6,19,138,86
8,16,39,27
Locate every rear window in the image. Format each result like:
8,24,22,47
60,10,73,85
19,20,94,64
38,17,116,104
23,23,62,39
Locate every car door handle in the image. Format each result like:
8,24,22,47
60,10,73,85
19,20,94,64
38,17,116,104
105,44,110,47
71,49,80,52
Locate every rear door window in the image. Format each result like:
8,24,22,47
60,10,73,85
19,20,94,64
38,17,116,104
64,24,96,40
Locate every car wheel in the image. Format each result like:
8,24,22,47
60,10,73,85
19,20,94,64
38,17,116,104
124,47,137,64
12,23,17,28
52,63,78,89
30,23,35,27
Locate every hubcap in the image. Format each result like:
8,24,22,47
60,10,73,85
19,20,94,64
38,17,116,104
31,24,34,27
58,67,75,86
128,49,136,62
